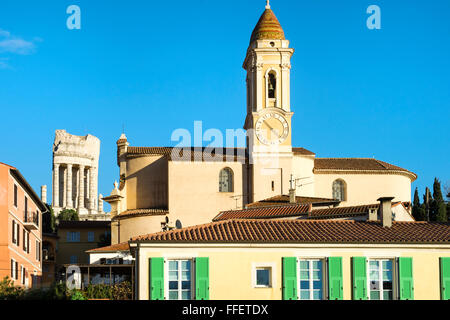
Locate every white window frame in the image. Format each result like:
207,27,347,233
367,258,396,301
11,258,17,280
297,257,328,300
165,258,194,301
21,265,26,285
252,262,275,288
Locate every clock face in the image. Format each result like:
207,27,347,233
255,113,289,146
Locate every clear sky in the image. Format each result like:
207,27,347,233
0,0,449,208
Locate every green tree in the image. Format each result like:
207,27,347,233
412,188,426,221
42,204,56,233
57,209,79,222
423,187,433,221
430,178,447,222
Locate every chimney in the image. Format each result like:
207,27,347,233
368,208,378,221
41,185,47,204
377,197,395,228
289,188,296,204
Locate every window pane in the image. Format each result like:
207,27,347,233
300,271,309,280
312,260,322,269
383,290,393,300
181,260,190,271
169,271,178,281
169,261,178,271
313,280,322,290
383,281,393,290
383,271,392,281
382,260,392,270
300,281,309,289
182,281,191,290
169,281,178,290
181,271,190,281
300,290,310,300
312,271,321,280
256,269,270,286
182,290,191,300
299,261,309,270
369,270,379,281
370,280,379,290
370,291,380,300
369,261,379,269
313,290,322,300
169,291,178,300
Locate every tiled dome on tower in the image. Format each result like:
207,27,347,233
250,1,285,44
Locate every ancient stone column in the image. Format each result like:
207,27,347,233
66,164,73,208
78,165,85,209
53,164,60,207
98,194,103,213
89,167,95,210
41,185,47,204
63,166,67,208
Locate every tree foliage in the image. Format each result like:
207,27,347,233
57,209,79,222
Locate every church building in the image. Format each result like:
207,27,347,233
104,2,417,244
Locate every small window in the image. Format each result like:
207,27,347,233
271,181,275,192
368,259,394,300
168,260,192,300
255,267,272,288
268,72,276,99
14,185,18,207
332,180,346,201
24,197,28,218
219,168,234,193
88,232,95,242
67,232,80,242
299,259,325,300
36,241,40,262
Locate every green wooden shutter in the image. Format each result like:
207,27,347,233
195,258,209,300
282,257,297,300
352,257,367,300
328,257,343,300
398,257,414,300
440,258,450,300
149,258,164,300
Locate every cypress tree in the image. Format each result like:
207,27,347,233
431,178,447,222
423,187,432,221
412,188,425,221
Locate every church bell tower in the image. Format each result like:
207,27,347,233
243,1,295,202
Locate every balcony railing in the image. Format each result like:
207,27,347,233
24,211,39,230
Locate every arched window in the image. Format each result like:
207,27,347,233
268,72,276,99
332,179,346,201
219,168,234,193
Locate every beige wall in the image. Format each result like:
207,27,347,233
168,161,247,228
112,215,163,245
292,155,315,197
126,156,168,210
314,173,413,206
137,244,449,300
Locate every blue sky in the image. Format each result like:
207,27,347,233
0,0,449,207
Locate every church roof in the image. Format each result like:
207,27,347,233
213,204,311,222
130,219,450,244
246,195,338,208
250,6,285,44
314,158,417,181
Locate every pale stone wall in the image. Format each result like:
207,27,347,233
125,155,168,210
167,161,247,228
111,216,164,245
314,172,413,206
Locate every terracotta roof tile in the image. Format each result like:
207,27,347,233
314,158,417,181
250,8,285,44
126,147,247,163
309,204,380,219
131,219,450,244
86,242,130,253
246,195,338,208
292,147,315,156
213,204,311,221
112,208,169,221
